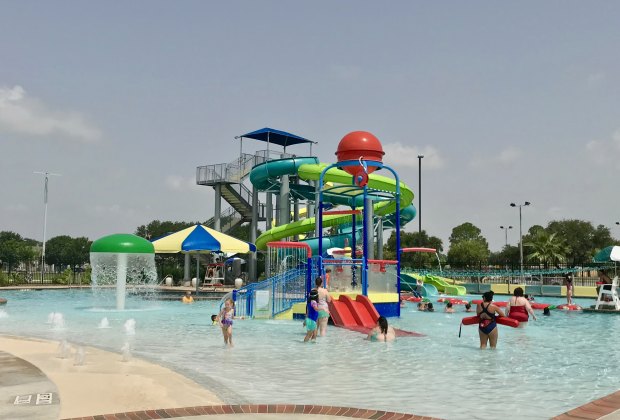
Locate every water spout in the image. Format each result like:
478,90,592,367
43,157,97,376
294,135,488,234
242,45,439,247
124,319,136,335
98,317,110,328
121,342,132,362
57,340,71,359
74,346,85,366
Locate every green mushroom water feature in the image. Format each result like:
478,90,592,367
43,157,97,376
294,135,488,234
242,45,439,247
90,234,157,310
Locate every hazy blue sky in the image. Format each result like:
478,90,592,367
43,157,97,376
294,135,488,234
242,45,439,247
2,1,619,252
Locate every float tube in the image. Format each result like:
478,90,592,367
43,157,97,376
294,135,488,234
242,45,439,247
406,296,423,303
471,299,508,308
530,302,551,310
0,298,6,305
438,297,469,305
555,304,582,311
459,315,519,337
461,316,519,328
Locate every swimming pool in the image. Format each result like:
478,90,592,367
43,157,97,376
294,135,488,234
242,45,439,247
0,289,617,419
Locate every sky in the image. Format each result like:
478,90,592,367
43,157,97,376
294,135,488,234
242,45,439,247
1,1,620,252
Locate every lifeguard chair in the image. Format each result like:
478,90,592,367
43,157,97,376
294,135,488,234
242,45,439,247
595,276,620,310
592,246,620,311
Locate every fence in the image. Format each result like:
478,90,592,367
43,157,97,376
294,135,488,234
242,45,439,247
0,269,88,286
233,267,310,318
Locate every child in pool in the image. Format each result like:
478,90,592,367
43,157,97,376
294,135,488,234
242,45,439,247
366,316,396,342
304,289,320,342
218,298,235,347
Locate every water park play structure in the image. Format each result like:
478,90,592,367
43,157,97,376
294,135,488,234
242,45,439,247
198,129,418,321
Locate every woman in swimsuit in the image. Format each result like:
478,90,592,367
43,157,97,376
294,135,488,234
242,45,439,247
366,316,396,342
476,291,505,349
315,277,332,337
507,287,536,325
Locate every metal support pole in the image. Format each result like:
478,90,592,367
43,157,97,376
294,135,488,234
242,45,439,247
417,155,423,234
250,186,258,281
214,183,222,231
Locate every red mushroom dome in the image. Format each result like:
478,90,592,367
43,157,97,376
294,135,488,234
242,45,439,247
335,131,384,175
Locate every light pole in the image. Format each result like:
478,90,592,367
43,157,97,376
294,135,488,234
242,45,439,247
499,225,513,247
417,155,424,234
510,201,530,282
34,171,61,282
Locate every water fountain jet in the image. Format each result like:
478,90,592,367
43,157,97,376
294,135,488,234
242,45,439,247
90,234,156,310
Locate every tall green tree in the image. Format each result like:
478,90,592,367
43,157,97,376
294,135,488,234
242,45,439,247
546,220,614,263
524,231,570,268
45,236,92,271
447,223,490,267
384,230,443,269
447,240,490,267
135,220,199,240
0,231,36,272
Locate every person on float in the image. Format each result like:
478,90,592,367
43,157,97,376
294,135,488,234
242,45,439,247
477,291,506,349
506,287,536,326
564,272,574,305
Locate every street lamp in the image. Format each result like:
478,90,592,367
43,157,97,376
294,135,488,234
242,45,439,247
34,171,61,282
499,225,513,247
417,155,424,234
510,201,530,282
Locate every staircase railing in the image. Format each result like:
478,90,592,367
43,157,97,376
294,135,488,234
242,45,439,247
197,150,295,185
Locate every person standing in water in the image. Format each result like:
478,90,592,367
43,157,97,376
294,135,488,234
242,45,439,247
507,287,537,325
218,298,235,348
304,289,320,342
477,291,506,349
315,277,332,337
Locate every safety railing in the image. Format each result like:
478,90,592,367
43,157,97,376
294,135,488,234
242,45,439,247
197,151,295,186
233,267,307,318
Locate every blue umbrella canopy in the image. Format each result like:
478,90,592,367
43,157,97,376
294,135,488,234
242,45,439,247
151,225,256,254
239,127,312,148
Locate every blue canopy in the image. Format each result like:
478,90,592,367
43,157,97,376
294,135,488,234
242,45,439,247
239,127,313,148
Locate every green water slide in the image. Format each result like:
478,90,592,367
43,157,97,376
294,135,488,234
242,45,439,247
251,159,415,251
423,274,467,296
400,273,439,297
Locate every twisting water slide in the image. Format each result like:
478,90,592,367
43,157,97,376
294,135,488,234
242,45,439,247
249,157,415,254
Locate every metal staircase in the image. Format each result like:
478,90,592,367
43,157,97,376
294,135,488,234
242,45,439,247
197,151,287,233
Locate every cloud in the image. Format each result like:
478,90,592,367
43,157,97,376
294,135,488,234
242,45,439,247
0,85,101,142
382,143,444,169
469,147,521,168
586,129,620,167
164,175,201,192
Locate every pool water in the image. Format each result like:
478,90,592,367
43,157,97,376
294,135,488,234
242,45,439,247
0,289,617,419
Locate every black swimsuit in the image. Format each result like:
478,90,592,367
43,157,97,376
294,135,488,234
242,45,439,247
479,303,497,335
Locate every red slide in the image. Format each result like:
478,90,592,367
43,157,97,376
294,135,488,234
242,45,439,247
328,295,423,337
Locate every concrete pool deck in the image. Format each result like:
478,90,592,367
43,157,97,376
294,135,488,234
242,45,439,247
1,335,620,420
0,335,438,420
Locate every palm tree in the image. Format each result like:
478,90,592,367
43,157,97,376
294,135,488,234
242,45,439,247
524,231,570,268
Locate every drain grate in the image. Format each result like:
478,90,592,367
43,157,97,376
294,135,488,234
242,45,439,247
13,393,56,406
